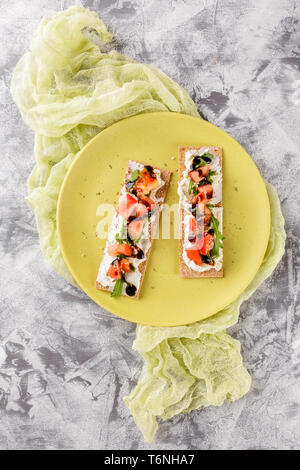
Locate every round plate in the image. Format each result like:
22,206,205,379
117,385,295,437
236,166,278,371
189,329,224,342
57,112,270,326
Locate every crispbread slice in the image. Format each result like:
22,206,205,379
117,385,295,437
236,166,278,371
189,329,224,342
178,146,223,278
96,162,171,297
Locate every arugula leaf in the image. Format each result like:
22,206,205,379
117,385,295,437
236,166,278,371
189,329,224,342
115,233,125,243
201,152,214,161
194,161,206,169
194,153,214,169
188,179,198,195
206,170,216,184
210,212,225,259
115,220,129,243
131,170,140,182
111,279,124,297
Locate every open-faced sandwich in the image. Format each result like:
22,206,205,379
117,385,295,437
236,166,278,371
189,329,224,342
178,146,224,278
96,161,171,297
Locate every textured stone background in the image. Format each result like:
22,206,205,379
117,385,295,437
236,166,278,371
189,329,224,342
1,0,299,450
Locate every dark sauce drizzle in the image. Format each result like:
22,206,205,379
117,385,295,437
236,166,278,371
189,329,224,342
120,273,137,297
201,255,214,266
125,284,137,296
191,155,211,171
144,165,155,177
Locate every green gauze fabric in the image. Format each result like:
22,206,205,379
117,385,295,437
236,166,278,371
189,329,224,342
11,6,286,443
11,6,198,284
124,183,286,441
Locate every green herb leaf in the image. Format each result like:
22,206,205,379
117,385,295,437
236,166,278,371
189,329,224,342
115,220,130,244
210,212,224,259
111,279,124,297
131,170,140,182
194,153,214,169
206,203,216,208
188,179,198,195
206,170,216,184
201,152,214,161
194,161,206,169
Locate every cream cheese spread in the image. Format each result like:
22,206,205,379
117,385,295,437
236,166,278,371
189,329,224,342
178,147,223,272
97,161,164,295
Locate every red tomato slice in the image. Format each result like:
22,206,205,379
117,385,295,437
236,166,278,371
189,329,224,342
107,260,122,279
197,184,213,201
107,244,133,257
188,170,202,183
117,193,138,219
128,219,145,240
185,248,203,266
120,258,132,273
135,203,148,218
188,165,210,183
199,234,214,255
204,205,212,226
135,169,159,195
189,217,197,234
199,164,210,177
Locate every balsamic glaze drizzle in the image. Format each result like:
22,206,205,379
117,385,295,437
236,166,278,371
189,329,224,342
125,284,137,296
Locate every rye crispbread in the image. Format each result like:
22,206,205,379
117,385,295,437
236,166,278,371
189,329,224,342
178,146,223,278
96,161,171,297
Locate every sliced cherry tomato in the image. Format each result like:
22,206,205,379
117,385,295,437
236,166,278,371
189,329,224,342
135,168,159,195
188,165,210,183
197,184,213,201
199,164,210,177
199,234,214,255
108,243,133,257
107,260,122,279
185,248,203,266
135,203,148,218
120,258,132,273
204,205,212,226
188,170,202,183
117,193,138,219
128,219,145,240
189,217,197,234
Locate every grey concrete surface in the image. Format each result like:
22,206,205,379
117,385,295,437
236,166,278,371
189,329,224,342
0,0,299,450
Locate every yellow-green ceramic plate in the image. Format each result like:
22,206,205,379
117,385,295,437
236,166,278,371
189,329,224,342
57,112,270,326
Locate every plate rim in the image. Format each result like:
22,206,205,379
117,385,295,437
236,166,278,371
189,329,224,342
57,111,271,326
